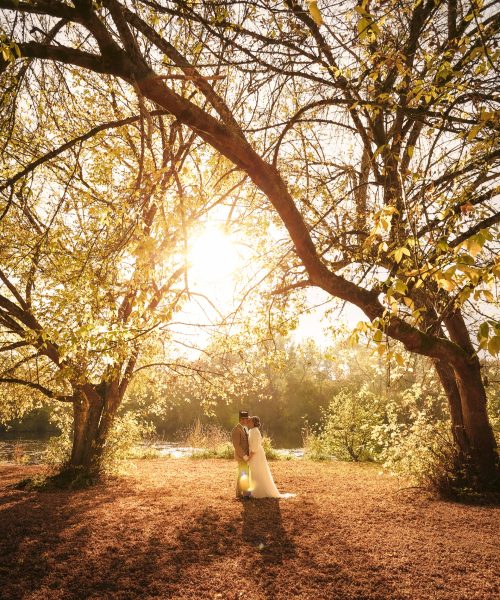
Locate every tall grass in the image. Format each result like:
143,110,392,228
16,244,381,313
179,419,281,460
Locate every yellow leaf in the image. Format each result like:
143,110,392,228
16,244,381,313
403,296,415,309
467,124,483,141
372,144,386,159
439,278,456,291
488,336,500,356
308,1,323,26
358,17,370,38
466,240,482,257
394,353,405,366
393,280,407,294
391,246,411,263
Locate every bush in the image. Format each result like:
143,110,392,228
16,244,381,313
304,383,479,498
369,392,483,498
261,434,281,460
302,425,334,460
102,413,156,472
191,441,234,459
305,387,383,461
12,442,31,465
45,413,73,467
178,419,232,459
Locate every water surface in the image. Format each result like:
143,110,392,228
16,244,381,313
0,437,304,464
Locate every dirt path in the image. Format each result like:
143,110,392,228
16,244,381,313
0,459,498,599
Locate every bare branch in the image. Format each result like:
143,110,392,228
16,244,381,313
0,377,73,402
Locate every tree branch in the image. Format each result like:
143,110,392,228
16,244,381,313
1,110,169,193
0,377,73,402
449,211,500,248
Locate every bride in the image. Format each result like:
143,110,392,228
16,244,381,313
248,416,286,498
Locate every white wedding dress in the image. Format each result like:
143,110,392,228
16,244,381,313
248,427,283,498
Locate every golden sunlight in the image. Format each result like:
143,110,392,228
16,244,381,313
187,226,241,286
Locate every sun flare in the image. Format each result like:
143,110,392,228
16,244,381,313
187,227,241,285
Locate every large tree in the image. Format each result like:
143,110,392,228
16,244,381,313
1,0,498,489
0,57,243,476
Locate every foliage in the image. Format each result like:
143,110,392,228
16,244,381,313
306,386,383,461
261,435,282,461
44,411,155,473
485,360,500,446
102,413,156,473
11,442,30,465
190,442,235,460
373,407,464,497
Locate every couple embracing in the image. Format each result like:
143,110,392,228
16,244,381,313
231,410,292,500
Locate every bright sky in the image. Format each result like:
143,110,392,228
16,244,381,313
168,224,367,354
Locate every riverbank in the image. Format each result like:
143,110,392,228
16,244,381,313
0,459,498,599
0,438,305,463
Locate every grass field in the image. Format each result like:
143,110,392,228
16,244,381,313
0,459,498,599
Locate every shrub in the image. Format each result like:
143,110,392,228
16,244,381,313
102,413,156,472
302,425,334,460
370,394,476,498
305,387,383,461
191,441,234,459
45,413,72,467
261,434,281,460
12,442,30,465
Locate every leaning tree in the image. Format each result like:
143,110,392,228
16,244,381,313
0,0,498,489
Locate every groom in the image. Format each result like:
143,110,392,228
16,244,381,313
231,410,251,499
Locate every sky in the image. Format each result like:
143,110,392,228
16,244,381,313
166,225,367,355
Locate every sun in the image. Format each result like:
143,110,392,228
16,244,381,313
187,226,241,286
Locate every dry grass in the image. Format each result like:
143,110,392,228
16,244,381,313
0,459,498,600
180,419,229,450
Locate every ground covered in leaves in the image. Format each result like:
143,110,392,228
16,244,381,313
0,459,498,599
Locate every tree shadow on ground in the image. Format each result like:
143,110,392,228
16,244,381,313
0,474,122,599
0,465,461,600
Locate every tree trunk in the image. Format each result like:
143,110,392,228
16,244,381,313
443,310,499,488
452,357,499,487
68,383,121,476
433,358,468,457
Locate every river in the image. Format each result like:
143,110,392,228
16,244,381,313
0,436,305,464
